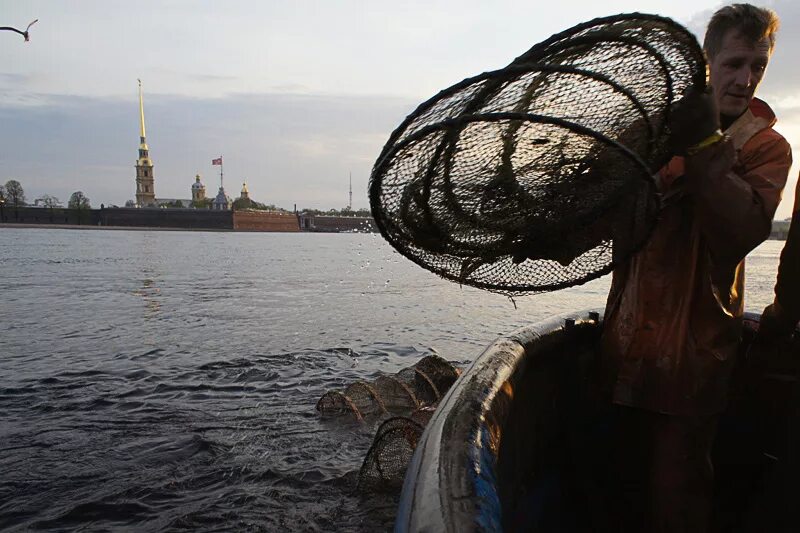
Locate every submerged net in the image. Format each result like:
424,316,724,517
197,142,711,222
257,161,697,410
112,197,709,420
357,416,427,492
369,14,706,295
315,354,459,421
316,356,459,492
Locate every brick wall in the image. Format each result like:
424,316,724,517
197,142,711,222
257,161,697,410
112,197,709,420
232,210,300,232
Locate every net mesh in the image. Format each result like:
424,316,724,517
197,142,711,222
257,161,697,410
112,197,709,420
316,356,460,492
357,416,426,492
316,355,459,421
369,13,706,295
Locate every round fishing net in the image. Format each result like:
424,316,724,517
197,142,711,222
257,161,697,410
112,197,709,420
357,416,426,492
316,354,459,421
316,356,459,492
369,13,707,295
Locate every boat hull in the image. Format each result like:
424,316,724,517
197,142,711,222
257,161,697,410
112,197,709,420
395,310,800,532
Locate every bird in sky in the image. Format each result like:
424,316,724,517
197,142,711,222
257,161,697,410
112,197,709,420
0,19,38,42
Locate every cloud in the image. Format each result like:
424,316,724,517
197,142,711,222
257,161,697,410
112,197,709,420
750,1,800,102
269,83,311,93
3,1,799,216
0,91,416,210
0,72,34,84
187,73,240,83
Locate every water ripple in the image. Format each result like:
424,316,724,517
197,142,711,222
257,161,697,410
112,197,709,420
0,230,783,531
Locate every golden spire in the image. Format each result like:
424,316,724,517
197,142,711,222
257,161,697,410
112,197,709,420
138,79,148,148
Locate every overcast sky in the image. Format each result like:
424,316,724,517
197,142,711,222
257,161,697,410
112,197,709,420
1,0,798,217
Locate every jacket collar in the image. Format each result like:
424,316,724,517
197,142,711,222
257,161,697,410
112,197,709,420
725,97,777,151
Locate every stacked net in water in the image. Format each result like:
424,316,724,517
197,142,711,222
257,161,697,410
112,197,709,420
369,14,706,295
316,355,459,492
356,416,428,492
315,355,459,420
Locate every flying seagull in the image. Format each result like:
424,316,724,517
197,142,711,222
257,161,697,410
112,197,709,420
1,19,38,42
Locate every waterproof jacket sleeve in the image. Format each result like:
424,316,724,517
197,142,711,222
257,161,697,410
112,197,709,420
691,131,792,265
774,179,800,325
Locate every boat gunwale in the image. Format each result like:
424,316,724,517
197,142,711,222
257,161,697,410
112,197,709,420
395,309,603,532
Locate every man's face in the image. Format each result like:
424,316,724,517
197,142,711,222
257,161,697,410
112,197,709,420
708,30,772,118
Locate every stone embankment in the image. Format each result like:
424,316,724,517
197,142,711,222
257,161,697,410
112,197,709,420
0,207,377,233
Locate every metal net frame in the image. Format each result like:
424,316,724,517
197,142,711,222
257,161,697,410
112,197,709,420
316,356,459,492
356,416,427,492
315,354,459,421
369,13,706,295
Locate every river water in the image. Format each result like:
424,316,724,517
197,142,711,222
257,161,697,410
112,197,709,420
0,228,785,531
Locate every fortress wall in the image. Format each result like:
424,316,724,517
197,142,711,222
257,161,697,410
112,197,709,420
1,207,377,233
232,210,300,232
1,206,100,225
100,208,233,229
306,216,376,232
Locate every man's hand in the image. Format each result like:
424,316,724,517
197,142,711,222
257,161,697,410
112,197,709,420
749,303,798,364
668,87,721,155
756,302,799,343
684,134,736,187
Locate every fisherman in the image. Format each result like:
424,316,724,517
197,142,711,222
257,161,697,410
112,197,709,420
600,4,792,532
758,175,800,341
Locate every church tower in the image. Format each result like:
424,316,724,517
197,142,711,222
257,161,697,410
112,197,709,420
135,79,156,207
191,174,206,205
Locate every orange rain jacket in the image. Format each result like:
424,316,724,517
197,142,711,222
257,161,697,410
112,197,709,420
601,98,793,416
770,176,800,327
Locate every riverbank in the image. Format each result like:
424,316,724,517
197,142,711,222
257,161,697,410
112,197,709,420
0,223,234,232
0,207,377,233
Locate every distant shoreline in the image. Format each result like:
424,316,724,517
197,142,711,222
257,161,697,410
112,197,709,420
1,222,787,240
1,207,375,233
0,223,231,232
0,223,370,234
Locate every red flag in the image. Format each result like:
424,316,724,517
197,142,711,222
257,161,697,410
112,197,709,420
212,157,223,166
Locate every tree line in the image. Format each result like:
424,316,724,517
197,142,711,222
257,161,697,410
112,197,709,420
0,180,91,210
0,180,372,217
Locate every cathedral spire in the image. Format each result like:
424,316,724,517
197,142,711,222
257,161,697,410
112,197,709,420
135,79,156,207
138,78,148,149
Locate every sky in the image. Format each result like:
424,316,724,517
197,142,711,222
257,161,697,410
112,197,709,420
1,0,798,217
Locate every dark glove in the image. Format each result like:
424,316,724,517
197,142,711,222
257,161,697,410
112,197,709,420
667,86,721,156
684,134,735,189
756,302,799,344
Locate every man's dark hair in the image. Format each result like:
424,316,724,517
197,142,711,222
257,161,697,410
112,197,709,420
703,3,780,58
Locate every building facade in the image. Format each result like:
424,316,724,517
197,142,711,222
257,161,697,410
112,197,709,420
212,186,231,210
191,174,206,205
156,198,192,208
